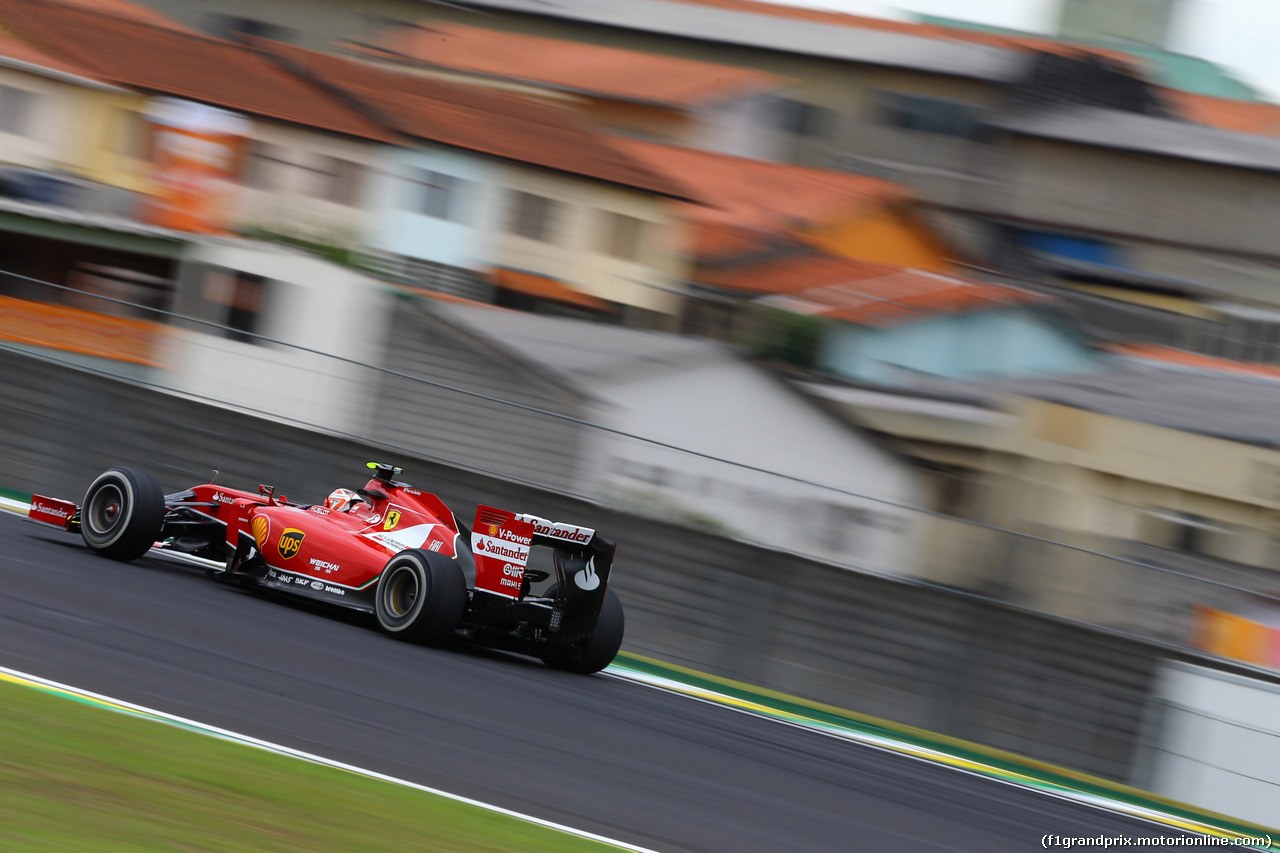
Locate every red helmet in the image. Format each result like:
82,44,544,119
324,488,364,513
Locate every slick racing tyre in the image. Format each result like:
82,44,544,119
80,467,165,562
540,586,624,674
375,549,467,644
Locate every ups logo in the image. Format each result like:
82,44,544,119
278,528,305,559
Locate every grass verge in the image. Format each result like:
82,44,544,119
0,677,617,852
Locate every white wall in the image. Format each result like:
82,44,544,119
162,243,391,435
693,94,791,162
235,122,384,249
1142,660,1280,830
573,350,922,576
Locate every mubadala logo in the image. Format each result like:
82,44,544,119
573,557,600,591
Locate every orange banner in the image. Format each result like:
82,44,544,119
0,295,167,366
140,97,250,235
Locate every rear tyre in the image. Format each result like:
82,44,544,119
375,549,467,644
80,467,164,562
541,587,625,674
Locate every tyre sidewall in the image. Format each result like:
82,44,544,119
375,549,467,643
80,467,164,561
375,551,430,635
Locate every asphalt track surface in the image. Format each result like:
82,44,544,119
0,513,1193,853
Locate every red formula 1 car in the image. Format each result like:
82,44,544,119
29,463,623,673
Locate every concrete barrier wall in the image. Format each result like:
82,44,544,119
1139,661,1280,829
0,346,1222,782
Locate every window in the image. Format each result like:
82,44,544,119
600,211,646,261
411,169,466,221
773,98,831,138
211,15,291,43
200,268,269,344
245,141,287,190
0,86,36,137
876,91,984,139
507,190,560,242
318,157,365,206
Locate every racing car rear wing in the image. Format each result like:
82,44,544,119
471,505,616,602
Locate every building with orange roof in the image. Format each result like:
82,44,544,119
344,22,795,161
0,0,401,248
694,249,1094,385
250,37,694,322
613,137,957,274
1163,90,1280,138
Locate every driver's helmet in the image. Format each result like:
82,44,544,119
324,488,364,513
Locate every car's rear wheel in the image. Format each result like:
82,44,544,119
541,586,625,674
375,549,466,644
80,467,165,562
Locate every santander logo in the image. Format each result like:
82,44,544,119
573,558,600,591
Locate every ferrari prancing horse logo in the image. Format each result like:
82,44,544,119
383,510,401,531
278,528,305,559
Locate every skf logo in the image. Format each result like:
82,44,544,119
383,510,401,531
278,528,305,559
251,516,270,549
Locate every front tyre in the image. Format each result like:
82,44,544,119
542,587,625,674
375,549,466,644
80,467,164,562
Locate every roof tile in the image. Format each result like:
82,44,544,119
254,38,688,197
701,250,1041,325
1164,89,1280,137
347,22,787,108
0,0,396,141
615,138,913,260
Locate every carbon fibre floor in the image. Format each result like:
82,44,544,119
0,513,1191,852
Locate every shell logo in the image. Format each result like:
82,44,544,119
251,516,270,549
488,524,498,536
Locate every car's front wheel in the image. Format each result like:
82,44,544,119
80,467,164,562
375,549,467,644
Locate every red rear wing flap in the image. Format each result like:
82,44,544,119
29,495,78,530
471,506,535,599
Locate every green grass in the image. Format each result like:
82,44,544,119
0,679,617,852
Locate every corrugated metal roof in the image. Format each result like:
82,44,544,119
992,105,1280,173
445,0,1026,82
437,301,724,389
347,22,787,108
917,14,1261,101
965,361,1280,447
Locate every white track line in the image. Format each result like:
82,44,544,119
0,664,662,853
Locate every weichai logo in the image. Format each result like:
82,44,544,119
251,516,270,549
278,528,305,559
